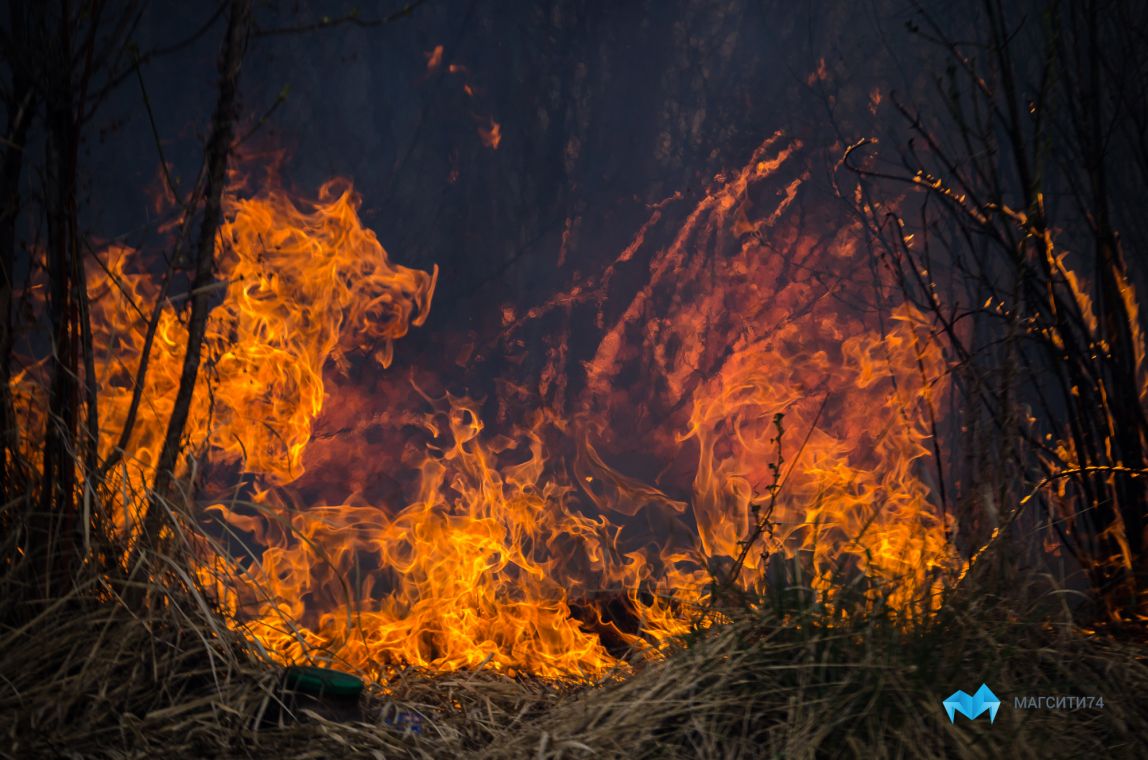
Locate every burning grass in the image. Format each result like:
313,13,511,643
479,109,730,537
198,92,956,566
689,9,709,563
4,135,1147,757
14,136,974,681
2,490,1145,759
4,1,1148,756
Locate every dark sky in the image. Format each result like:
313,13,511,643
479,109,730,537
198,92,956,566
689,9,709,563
87,0,955,345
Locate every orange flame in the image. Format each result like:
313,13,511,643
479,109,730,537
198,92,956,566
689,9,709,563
18,134,963,679
574,133,956,619
87,180,436,531
212,400,694,677
478,119,502,150
425,45,443,73
202,135,955,677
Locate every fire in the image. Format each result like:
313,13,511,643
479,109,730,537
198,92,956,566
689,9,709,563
422,43,502,152
572,133,956,619
16,133,960,679
478,118,502,150
86,180,436,531
681,302,953,613
213,400,690,677
424,45,443,73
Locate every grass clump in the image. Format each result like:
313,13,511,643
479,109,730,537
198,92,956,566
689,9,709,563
1,492,1146,759
491,578,1147,758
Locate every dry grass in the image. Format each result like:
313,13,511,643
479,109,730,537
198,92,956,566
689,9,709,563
487,591,1148,758
1,493,1146,759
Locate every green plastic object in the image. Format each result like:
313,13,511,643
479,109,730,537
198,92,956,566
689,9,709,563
284,665,363,699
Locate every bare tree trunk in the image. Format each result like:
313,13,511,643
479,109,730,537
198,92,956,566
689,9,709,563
0,0,34,506
144,0,252,536
37,2,84,588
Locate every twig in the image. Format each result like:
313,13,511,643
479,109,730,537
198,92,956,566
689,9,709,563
252,1,428,38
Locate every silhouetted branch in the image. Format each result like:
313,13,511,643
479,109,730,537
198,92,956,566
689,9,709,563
146,0,253,536
252,0,427,38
